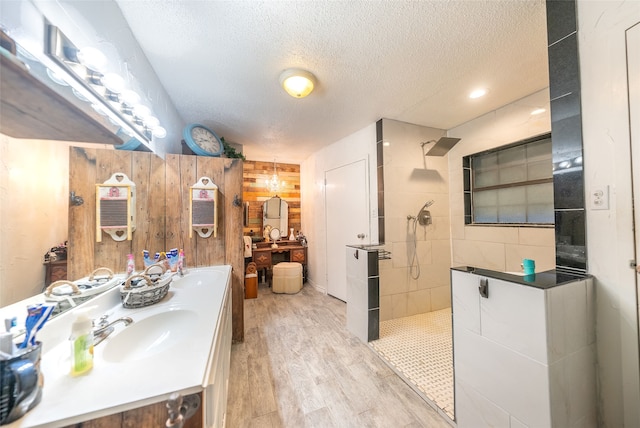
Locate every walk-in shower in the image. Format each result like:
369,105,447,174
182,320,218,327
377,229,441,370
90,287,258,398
369,135,461,423
407,200,434,280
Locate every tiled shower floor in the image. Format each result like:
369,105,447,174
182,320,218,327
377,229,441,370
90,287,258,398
369,308,454,420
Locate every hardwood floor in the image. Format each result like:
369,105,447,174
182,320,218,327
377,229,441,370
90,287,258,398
226,282,453,427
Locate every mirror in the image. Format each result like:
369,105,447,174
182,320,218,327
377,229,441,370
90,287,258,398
0,136,78,319
262,196,288,240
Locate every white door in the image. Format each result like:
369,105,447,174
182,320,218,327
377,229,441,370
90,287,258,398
325,159,369,301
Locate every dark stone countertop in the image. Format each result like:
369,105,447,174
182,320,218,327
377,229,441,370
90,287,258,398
451,266,591,290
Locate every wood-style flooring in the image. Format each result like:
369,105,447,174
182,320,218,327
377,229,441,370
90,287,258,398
226,282,453,427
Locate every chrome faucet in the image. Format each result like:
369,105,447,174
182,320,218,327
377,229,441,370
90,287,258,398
93,316,133,346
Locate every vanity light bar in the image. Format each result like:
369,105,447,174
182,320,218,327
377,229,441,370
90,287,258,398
44,23,156,149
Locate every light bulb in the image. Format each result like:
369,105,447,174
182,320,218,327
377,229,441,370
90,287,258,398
77,47,107,72
133,104,151,119
120,89,140,105
145,116,160,128
102,73,125,93
152,126,167,138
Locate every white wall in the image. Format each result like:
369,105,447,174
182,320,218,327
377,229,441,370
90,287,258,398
378,119,452,321
447,89,556,273
578,1,640,426
300,124,378,293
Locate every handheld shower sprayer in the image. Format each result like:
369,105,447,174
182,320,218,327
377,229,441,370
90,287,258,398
407,200,434,223
407,200,435,279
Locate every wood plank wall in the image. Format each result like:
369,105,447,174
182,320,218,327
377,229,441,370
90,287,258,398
68,147,244,342
242,160,301,237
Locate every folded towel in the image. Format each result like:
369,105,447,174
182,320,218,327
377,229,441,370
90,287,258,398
243,236,252,258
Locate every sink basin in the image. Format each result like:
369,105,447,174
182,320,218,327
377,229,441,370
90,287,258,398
101,309,199,362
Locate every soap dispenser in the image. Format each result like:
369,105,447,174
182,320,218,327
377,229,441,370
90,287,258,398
70,311,93,376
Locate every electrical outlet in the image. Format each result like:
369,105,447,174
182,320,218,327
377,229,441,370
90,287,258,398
590,185,610,210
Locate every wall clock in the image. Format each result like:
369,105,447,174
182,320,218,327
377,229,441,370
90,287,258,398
183,124,224,157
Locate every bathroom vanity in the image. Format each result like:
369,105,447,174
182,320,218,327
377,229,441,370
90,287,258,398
451,267,596,427
5,265,232,428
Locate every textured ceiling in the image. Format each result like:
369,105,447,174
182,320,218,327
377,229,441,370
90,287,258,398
116,0,549,163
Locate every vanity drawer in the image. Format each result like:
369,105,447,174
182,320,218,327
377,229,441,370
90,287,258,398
253,250,272,270
44,260,68,287
290,248,306,264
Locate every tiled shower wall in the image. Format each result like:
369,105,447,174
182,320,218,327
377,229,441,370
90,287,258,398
377,119,452,321
447,90,556,273
546,0,587,272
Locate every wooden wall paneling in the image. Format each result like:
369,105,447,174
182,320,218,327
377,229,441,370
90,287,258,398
94,150,133,273
242,160,301,236
68,147,97,280
224,159,244,342
68,149,245,345
131,152,165,270
174,154,197,267
194,156,225,266
165,154,181,253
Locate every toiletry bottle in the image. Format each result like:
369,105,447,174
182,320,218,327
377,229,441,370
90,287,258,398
70,312,93,376
126,253,135,275
178,249,186,275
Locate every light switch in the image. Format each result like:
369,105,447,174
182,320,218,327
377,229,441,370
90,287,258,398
590,185,610,210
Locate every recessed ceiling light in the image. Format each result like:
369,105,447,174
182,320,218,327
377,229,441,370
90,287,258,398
469,88,487,99
531,108,546,115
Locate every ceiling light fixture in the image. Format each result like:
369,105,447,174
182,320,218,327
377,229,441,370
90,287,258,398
279,68,316,98
469,88,487,99
265,158,285,193
531,108,546,115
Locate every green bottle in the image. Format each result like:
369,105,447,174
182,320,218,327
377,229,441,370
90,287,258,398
70,312,93,376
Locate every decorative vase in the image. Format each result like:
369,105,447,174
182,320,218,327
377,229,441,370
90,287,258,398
289,228,295,240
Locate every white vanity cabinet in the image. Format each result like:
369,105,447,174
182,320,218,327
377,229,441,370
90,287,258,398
451,268,596,428
203,277,233,428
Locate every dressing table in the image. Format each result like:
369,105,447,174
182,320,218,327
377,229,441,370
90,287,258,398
252,240,307,283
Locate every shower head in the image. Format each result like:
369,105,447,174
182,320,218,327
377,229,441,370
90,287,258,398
422,137,461,156
420,200,434,210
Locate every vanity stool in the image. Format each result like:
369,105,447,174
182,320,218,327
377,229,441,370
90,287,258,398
272,262,302,294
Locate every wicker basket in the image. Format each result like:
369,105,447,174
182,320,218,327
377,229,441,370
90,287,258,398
120,263,174,308
44,267,119,313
